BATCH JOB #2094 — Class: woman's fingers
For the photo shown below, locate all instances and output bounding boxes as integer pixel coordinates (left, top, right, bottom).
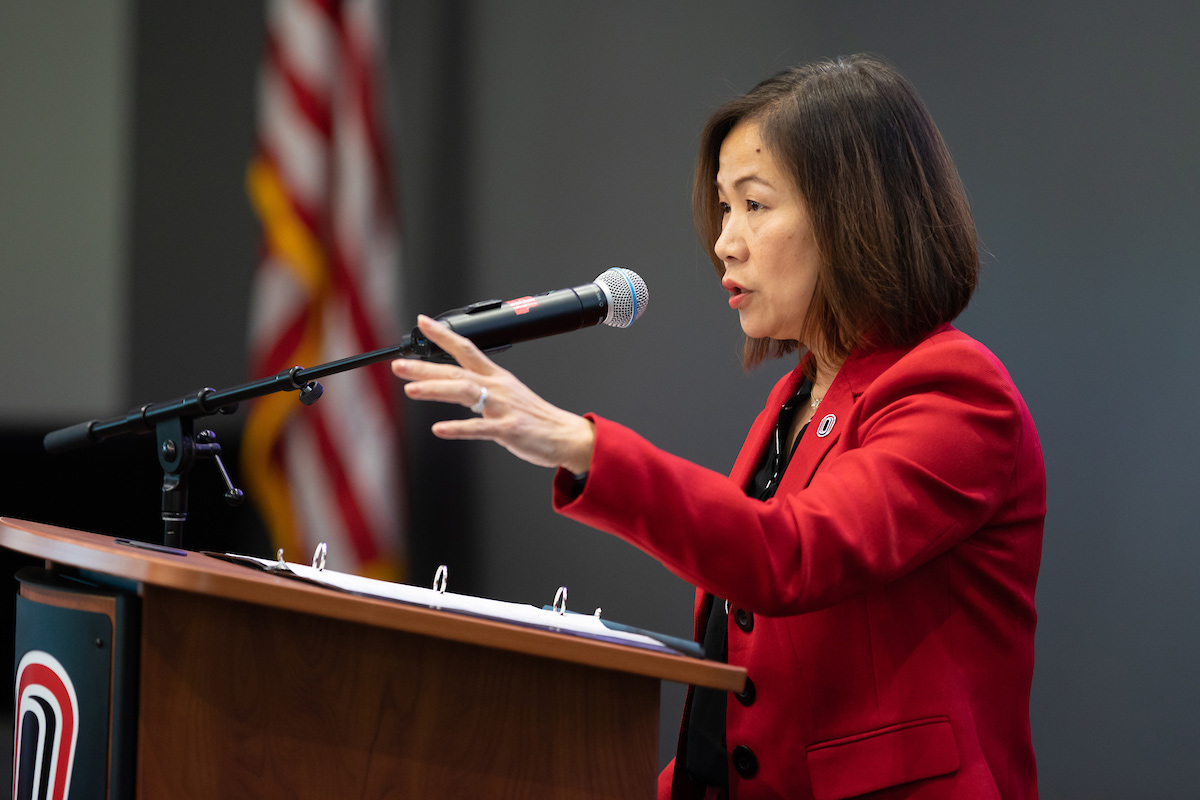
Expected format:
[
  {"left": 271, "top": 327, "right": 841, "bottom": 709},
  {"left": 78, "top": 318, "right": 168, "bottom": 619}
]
[
  {"left": 414, "top": 314, "right": 500, "bottom": 375},
  {"left": 401, "top": 377, "right": 491, "bottom": 412},
  {"left": 392, "top": 315, "right": 511, "bottom": 413},
  {"left": 429, "top": 416, "right": 501, "bottom": 440},
  {"left": 390, "top": 357, "right": 464, "bottom": 381}
]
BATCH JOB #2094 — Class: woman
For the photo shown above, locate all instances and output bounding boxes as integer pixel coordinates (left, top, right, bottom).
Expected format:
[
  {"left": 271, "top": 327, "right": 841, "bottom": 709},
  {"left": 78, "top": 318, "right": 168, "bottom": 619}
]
[{"left": 392, "top": 55, "right": 1044, "bottom": 800}]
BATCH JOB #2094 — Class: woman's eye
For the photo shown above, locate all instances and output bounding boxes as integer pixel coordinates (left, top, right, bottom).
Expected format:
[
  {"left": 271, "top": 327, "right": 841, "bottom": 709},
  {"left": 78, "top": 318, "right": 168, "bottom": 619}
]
[
  {"left": 719, "top": 202, "right": 731, "bottom": 214},
  {"left": 747, "top": 200, "right": 764, "bottom": 212}
]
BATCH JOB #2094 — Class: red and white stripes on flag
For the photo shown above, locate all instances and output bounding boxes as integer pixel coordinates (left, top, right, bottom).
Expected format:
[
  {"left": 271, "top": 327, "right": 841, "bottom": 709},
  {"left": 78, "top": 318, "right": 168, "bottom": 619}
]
[{"left": 243, "top": 0, "right": 405, "bottom": 578}]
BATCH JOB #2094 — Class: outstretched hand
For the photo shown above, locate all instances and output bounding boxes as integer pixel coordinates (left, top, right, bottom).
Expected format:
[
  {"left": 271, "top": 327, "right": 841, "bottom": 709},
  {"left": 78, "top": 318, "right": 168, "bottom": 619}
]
[{"left": 391, "top": 315, "right": 595, "bottom": 475}]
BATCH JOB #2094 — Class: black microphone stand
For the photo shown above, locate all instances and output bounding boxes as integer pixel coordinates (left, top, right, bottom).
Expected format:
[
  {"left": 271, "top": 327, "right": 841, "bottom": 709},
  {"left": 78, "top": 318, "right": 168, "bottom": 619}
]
[{"left": 44, "top": 333, "right": 425, "bottom": 549}]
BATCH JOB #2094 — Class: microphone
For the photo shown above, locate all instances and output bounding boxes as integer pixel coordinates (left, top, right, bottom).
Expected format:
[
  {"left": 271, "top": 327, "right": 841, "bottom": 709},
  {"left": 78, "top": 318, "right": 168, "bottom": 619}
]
[{"left": 408, "top": 267, "right": 648, "bottom": 361}]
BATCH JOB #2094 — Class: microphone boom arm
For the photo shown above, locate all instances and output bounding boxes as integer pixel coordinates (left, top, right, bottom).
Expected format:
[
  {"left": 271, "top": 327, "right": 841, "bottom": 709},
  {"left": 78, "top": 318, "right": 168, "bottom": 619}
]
[
  {"left": 44, "top": 333, "right": 418, "bottom": 549},
  {"left": 44, "top": 335, "right": 420, "bottom": 455}
]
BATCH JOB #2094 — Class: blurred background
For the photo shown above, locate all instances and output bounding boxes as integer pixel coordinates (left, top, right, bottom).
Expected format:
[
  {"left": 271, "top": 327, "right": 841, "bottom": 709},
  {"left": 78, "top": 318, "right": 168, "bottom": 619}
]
[{"left": 2, "top": 1, "right": 1198, "bottom": 796}]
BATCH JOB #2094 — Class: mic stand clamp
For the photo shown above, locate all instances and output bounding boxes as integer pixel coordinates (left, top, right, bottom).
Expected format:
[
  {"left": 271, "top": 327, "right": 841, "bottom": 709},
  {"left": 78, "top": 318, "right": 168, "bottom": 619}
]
[{"left": 155, "top": 418, "right": 244, "bottom": 549}]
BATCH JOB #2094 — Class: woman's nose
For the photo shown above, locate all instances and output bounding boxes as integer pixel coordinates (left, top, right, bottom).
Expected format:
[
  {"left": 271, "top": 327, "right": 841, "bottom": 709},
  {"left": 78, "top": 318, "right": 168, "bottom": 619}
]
[{"left": 714, "top": 215, "right": 746, "bottom": 263}]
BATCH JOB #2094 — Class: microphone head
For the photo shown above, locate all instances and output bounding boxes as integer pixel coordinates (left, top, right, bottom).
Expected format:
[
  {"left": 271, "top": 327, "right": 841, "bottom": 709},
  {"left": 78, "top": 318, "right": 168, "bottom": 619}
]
[{"left": 594, "top": 267, "right": 649, "bottom": 328}]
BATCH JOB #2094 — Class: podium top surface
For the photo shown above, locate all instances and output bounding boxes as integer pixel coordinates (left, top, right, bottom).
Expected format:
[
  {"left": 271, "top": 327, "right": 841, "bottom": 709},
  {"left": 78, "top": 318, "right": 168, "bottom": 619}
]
[{"left": 0, "top": 517, "right": 745, "bottom": 691}]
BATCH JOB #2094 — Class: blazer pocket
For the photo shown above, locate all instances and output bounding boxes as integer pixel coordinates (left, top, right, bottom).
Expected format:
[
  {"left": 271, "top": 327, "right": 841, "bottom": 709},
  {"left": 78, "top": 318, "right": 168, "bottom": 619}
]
[{"left": 806, "top": 716, "right": 959, "bottom": 800}]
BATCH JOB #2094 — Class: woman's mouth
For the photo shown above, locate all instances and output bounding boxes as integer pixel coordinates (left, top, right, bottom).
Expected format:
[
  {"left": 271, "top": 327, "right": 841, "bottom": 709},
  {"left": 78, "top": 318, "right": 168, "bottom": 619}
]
[
  {"left": 727, "top": 286, "right": 750, "bottom": 309},
  {"left": 722, "top": 277, "right": 750, "bottom": 309}
]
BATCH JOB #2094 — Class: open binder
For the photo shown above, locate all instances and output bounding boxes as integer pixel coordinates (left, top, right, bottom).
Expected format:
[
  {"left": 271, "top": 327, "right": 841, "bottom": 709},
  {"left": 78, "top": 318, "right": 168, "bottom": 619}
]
[{"left": 208, "top": 548, "right": 704, "bottom": 658}]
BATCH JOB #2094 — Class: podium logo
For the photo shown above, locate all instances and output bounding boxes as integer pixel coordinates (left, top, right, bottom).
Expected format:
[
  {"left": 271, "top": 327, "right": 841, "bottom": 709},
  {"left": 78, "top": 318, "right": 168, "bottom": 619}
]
[{"left": 14, "top": 651, "right": 79, "bottom": 800}]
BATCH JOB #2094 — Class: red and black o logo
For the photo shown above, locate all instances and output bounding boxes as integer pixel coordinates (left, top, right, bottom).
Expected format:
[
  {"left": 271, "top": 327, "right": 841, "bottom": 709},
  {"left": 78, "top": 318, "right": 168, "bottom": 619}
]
[{"left": 13, "top": 651, "right": 79, "bottom": 800}]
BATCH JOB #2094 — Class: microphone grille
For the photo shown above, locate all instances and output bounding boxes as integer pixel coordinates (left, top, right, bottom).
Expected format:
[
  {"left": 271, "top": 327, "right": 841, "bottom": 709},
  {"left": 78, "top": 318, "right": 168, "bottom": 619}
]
[{"left": 594, "top": 268, "right": 649, "bottom": 328}]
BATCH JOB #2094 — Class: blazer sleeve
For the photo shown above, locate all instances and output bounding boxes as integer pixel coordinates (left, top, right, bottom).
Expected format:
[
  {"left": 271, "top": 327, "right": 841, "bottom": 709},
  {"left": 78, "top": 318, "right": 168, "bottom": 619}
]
[{"left": 552, "top": 338, "right": 1030, "bottom": 616}]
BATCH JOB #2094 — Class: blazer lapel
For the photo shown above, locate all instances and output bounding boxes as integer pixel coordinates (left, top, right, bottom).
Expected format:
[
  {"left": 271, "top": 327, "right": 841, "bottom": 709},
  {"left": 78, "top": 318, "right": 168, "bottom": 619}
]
[
  {"left": 728, "top": 363, "right": 809, "bottom": 491},
  {"left": 779, "top": 373, "right": 849, "bottom": 491}
]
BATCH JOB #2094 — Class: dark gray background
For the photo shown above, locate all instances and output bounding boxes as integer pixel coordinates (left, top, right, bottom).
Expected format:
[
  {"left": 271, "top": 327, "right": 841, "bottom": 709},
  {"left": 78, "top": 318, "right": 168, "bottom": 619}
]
[{"left": 2, "top": 2, "right": 1198, "bottom": 797}]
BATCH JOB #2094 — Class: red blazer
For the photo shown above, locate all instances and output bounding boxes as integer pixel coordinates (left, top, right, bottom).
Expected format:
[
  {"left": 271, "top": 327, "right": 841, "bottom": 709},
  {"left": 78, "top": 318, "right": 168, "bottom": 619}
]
[{"left": 554, "top": 325, "right": 1045, "bottom": 800}]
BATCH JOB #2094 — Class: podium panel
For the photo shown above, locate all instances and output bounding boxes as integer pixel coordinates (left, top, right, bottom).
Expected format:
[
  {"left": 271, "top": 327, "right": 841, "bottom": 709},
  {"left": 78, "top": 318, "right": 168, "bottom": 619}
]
[
  {"left": 137, "top": 586, "right": 658, "bottom": 798},
  {"left": 14, "top": 567, "right": 138, "bottom": 800}
]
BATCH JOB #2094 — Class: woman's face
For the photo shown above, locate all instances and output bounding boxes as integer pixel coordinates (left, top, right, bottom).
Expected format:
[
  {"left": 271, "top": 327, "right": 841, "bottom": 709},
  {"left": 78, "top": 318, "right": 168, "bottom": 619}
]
[{"left": 715, "top": 120, "right": 820, "bottom": 346}]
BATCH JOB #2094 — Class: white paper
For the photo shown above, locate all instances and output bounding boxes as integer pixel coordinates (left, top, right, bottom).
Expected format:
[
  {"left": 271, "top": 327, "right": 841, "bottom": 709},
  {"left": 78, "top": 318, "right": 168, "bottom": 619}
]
[{"left": 229, "top": 554, "right": 671, "bottom": 653}]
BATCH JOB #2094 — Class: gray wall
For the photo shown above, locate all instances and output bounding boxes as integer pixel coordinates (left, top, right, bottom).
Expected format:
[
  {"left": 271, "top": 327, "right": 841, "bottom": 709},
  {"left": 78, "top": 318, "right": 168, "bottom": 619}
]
[
  {"left": 1, "top": 1, "right": 1197, "bottom": 796},
  {"left": 0, "top": 0, "right": 131, "bottom": 419}
]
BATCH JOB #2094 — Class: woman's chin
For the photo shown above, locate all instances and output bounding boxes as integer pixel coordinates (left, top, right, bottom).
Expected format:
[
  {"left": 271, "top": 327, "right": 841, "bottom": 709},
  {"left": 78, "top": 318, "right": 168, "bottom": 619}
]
[
  {"left": 737, "top": 314, "right": 763, "bottom": 339},
  {"left": 739, "top": 319, "right": 776, "bottom": 341},
  {"left": 739, "top": 315, "right": 804, "bottom": 343}
]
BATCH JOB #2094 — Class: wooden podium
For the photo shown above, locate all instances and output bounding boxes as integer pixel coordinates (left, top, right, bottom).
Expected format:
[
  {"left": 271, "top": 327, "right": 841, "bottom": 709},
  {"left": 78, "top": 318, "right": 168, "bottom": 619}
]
[{"left": 2, "top": 518, "right": 744, "bottom": 799}]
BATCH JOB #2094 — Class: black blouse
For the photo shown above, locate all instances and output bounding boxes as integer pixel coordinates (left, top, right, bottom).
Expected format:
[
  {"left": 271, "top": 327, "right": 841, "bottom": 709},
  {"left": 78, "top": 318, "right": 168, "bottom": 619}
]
[{"left": 685, "top": 378, "right": 814, "bottom": 788}]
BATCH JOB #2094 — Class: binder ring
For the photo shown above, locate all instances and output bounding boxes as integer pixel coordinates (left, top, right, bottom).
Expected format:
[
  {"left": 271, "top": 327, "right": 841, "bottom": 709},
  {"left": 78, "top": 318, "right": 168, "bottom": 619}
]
[
  {"left": 553, "top": 586, "right": 568, "bottom": 615},
  {"left": 433, "top": 565, "right": 448, "bottom": 594},
  {"left": 267, "top": 548, "right": 289, "bottom": 572},
  {"left": 311, "top": 542, "right": 327, "bottom": 572}
]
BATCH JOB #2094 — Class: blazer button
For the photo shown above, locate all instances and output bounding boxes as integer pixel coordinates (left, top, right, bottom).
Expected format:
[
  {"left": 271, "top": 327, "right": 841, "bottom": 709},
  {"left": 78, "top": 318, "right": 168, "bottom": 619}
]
[
  {"left": 734, "top": 607, "right": 754, "bottom": 632},
  {"left": 734, "top": 676, "right": 756, "bottom": 707},
  {"left": 731, "top": 744, "right": 759, "bottom": 778}
]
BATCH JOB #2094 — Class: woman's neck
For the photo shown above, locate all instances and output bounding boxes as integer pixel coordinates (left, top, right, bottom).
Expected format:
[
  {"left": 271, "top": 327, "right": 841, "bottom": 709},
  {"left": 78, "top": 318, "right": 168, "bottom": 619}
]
[
  {"left": 808, "top": 349, "right": 841, "bottom": 402},
  {"left": 789, "top": 352, "right": 842, "bottom": 444}
]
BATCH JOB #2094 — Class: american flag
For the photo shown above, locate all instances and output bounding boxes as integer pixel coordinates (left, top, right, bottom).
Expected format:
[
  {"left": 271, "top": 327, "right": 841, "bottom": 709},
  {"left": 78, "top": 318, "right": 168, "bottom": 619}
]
[{"left": 242, "top": 0, "right": 405, "bottom": 578}]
